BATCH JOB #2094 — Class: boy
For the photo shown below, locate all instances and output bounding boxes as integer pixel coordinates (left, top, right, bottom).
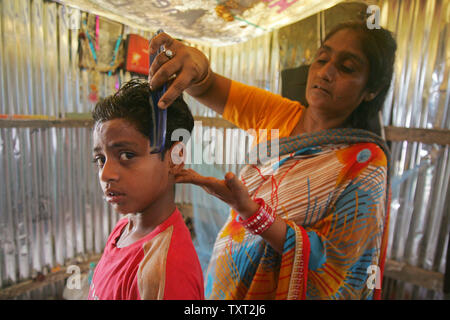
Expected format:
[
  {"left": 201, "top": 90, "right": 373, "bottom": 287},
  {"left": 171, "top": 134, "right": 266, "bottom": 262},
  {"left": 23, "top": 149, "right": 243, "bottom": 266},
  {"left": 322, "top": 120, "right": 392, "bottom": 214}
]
[{"left": 88, "top": 79, "right": 203, "bottom": 300}]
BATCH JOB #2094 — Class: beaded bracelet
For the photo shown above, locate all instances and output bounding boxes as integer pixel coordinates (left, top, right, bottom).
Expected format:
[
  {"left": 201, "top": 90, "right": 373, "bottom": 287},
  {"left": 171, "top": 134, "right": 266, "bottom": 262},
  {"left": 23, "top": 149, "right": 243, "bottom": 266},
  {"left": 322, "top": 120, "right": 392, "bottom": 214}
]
[{"left": 237, "top": 198, "right": 275, "bottom": 235}]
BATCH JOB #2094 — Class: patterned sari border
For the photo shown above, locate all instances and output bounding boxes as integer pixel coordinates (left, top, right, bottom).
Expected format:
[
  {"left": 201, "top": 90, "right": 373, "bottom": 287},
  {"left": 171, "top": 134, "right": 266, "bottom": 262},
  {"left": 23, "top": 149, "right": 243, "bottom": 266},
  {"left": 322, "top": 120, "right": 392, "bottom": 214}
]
[{"left": 285, "top": 221, "right": 311, "bottom": 300}]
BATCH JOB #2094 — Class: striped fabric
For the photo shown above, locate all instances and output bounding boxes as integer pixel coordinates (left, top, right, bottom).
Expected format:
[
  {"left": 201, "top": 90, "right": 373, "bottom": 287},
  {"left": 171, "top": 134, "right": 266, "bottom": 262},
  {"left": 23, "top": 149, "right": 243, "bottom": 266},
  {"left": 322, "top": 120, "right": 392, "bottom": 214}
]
[{"left": 205, "top": 129, "right": 390, "bottom": 300}]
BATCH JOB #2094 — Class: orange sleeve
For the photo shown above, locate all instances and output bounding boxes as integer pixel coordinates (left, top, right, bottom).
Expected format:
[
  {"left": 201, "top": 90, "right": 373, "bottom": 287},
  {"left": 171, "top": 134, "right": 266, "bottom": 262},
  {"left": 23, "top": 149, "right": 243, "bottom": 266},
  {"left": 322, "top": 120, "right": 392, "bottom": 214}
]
[{"left": 222, "top": 80, "right": 304, "bottom": 140}]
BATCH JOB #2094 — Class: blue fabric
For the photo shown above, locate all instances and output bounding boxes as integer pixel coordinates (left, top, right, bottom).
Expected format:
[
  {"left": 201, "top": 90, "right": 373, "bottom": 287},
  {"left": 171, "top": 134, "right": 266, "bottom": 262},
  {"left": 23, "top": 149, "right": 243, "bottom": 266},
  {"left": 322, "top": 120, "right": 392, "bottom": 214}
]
[{"left": 307, "top": 231, "right": 326, "bottom": 271}]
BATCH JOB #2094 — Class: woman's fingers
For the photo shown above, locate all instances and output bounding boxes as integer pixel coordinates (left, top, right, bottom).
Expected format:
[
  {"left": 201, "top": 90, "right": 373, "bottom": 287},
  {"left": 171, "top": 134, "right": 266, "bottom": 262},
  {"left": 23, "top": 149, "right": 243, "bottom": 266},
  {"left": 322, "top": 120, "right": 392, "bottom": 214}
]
[
  {"left": 224, "top": 172, "right": 257, "bottom": 216},
  {"left": 225, "top": 172, "right": 249, "bottom": 197},
  {"left": 174, "top": 169, "right": 220, "bottom": 188},
  {"left": 174, "top": 169, "right": 233, "bottom": 199},
  {"left": 148, "top": 32, "right": 210, "bottom": 109},
  {"left": 173, "top": 168, "right": 203, "bottom": 184},
  {"left": 149, "top": 50, "right": 177, "bottom": 80},
  {"left": 157, "top": 72, "right": 193, "bottom": 109},
  {"left": 149, "top": 32, "right": 175, "bottom": 57},
  {"left": 174, "top": 169, "right": 257, "bottom": 216}
]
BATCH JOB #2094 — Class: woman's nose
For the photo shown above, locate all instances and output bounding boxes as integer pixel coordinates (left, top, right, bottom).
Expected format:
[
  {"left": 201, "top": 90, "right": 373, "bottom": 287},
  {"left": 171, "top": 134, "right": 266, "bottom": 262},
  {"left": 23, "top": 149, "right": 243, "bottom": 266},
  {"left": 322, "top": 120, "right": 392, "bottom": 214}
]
[
  {"left": 99, "top": 159, "right": 119, "bottom": 183},
  {"left": 317, "top": 61, "right": 336, "bottom": 82}
]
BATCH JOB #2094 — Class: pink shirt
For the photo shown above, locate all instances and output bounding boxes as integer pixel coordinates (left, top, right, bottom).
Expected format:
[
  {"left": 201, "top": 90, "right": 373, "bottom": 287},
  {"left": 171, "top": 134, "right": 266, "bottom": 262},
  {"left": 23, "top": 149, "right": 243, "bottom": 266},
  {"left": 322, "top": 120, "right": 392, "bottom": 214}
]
[{"left": 88, "top": 208, "right": 204, "bottom": 300}]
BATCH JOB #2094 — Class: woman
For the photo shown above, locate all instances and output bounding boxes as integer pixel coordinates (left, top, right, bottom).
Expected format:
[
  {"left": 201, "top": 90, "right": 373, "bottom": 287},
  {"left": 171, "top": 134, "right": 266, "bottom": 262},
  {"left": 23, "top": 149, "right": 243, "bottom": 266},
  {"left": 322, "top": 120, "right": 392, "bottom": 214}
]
[{"left": 149, "top": 21, "right": 396, "bottom": 300}]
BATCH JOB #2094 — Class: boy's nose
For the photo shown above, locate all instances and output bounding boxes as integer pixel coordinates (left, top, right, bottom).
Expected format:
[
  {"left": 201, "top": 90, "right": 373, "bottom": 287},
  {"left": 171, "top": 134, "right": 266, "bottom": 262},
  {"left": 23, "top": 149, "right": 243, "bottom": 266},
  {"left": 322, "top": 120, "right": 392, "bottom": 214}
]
[{"left": 99, "top": 159, "right": 119, "bottom": 183}]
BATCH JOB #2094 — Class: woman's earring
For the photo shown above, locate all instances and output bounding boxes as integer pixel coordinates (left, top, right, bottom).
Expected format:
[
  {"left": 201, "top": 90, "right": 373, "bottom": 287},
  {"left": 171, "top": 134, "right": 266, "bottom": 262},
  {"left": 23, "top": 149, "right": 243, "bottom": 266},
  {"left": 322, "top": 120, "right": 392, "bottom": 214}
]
[{"left": 365, "top": 92, "right": 376, "bottom": 101}]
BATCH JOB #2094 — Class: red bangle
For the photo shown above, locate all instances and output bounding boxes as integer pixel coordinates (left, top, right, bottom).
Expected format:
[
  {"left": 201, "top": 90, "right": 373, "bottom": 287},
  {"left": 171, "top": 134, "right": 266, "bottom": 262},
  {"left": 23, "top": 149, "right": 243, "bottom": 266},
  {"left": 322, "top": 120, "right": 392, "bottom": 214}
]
[{"left": 237, "top": 198, "right": 275, "bottom": 235}]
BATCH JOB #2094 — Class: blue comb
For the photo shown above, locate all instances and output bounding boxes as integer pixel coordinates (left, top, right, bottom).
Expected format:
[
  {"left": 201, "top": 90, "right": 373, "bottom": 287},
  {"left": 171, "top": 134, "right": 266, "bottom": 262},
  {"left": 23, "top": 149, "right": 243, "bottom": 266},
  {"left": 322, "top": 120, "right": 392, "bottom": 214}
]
[{"left": 149, "top": 29, "right": 167, "bottom": 155}]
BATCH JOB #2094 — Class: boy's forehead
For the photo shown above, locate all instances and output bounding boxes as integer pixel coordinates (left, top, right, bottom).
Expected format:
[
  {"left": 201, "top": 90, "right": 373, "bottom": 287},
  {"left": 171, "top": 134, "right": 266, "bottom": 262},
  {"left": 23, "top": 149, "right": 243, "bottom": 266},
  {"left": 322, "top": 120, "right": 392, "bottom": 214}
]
[
  {"left": 93, "top": 119, "right": 146, "bottom": 151},
  {"left": 94, "top": 118, "right": 131, "bottom": 133}
]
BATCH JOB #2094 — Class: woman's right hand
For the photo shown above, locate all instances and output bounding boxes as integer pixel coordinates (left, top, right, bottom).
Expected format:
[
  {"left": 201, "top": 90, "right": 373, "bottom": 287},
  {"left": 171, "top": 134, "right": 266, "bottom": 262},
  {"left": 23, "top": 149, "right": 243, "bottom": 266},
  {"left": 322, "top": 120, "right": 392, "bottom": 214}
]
[{"left": 148, "top": 32, "right": 211, "bottom": 109}]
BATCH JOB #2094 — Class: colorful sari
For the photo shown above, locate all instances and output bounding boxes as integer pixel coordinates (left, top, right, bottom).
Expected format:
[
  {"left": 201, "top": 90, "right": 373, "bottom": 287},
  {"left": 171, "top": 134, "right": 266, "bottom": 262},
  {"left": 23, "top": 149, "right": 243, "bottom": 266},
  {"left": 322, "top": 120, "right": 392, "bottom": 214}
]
[{"left": 205, "top": 128, "right": 390, "bottom": 300}]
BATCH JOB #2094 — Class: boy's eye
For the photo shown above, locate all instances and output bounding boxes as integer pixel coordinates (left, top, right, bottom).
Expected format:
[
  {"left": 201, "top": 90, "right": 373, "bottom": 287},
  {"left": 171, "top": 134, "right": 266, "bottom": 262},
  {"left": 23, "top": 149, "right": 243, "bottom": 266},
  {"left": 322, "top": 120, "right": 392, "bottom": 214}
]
[
  {"left": 92, "top": 156, "right": 105, "bottom": 168},
  {"left": 119, "top": 152, "right": 135, "bottom": 161}
]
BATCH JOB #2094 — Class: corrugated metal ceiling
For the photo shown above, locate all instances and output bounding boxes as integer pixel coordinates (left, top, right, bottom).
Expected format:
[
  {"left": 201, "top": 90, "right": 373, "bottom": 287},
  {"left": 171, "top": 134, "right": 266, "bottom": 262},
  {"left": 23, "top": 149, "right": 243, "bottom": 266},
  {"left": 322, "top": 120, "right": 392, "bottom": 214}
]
[{"left": 54, "top": 0, "right": 348, "bottom": 45}]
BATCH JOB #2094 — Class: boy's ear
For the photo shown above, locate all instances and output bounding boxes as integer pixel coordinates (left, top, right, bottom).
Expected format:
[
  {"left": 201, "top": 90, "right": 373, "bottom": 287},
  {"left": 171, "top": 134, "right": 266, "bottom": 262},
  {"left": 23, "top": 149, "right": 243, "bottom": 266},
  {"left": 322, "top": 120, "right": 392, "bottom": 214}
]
[{"left": 168, "top": 142, "right": 186, "bottom": 174}]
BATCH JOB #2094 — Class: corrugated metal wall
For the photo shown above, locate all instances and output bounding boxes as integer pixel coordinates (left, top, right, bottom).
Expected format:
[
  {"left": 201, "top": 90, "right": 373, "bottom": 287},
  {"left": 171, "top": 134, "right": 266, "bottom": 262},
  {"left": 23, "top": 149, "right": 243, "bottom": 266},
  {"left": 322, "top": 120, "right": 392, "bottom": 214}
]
[
  {"left": 0, "top": 126, "right": 115, "bottom": 284},
  {"left": 0, "top": 0, "right": 128, "bottom": 290},
  {"left": 0, "top": 0, "right": 449, "bottom": 299},
  {"left": 379, "top": 0, "right": 449, "bottom": 300}
]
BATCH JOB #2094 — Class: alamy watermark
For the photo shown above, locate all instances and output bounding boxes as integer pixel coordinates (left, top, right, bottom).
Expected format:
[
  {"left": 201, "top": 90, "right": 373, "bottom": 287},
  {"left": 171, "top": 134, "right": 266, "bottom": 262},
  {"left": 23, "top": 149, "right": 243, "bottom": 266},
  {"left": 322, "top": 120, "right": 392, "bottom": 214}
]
[
  {"left": 366, "top": 5, "right": 381, "bottom": 30},
  {"left": 170, "top": 121, "right": 280, "bottom": 165},
  {"left": 66, "top": 265, "right": 82, "bottom": 290},
  {"left": 366, "top": 264, "right": 382, "bottom": 290}
]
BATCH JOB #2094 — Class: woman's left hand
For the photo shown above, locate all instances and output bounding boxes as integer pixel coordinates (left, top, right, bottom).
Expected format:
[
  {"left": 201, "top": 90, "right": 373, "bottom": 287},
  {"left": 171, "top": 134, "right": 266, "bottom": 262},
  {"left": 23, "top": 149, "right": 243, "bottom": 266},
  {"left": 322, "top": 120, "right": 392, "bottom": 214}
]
[
  {"left": 175, "top": 168, "right": 287, "bottom": 253},
  {"left": 174, "top": 169, "right": 260, "bottom": 218}
]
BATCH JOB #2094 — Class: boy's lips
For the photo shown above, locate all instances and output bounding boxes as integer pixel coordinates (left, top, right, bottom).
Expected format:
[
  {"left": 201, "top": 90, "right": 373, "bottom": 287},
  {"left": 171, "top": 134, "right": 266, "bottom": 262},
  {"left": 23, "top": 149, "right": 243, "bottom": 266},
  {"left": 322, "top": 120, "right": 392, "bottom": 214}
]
[{"left": 105, "top": 189, "right": 126, "bottom": 203}]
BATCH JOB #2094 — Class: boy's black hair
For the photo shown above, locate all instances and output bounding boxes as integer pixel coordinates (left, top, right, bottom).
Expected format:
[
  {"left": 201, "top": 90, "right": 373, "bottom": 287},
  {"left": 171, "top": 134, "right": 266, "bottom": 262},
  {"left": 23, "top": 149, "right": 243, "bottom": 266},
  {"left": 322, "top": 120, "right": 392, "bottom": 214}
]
[{"left": 92, "top": 79, "right": 194, "bottom": 155}]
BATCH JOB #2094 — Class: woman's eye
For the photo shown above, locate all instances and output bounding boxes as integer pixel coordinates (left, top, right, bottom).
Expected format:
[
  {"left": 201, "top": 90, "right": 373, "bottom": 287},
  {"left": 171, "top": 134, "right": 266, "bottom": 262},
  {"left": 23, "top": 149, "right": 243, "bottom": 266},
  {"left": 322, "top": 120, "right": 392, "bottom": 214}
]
[
  {"left": 315, "top": 55, "right": 328, "bottom": 64},
  {"left": 314, "top": 51, "right": 328, "bottom": 63},
  {"left": 119, "top": 152, "right": 135, "bottom": 161},
  {"left": 340, "top": 64, "right": 355, "bottom": 73}
]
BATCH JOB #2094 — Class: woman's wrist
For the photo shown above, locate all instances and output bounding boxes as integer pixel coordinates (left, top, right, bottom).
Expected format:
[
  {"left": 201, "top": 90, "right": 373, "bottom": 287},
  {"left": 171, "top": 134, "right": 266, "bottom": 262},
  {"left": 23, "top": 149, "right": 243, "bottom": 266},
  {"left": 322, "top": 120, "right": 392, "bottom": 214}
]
[
  {"left": 237, "top": 198, "right": 276, "bottom": 235},
  {"left": 236, "top": 199, "right": 261, "bottom": 219}
]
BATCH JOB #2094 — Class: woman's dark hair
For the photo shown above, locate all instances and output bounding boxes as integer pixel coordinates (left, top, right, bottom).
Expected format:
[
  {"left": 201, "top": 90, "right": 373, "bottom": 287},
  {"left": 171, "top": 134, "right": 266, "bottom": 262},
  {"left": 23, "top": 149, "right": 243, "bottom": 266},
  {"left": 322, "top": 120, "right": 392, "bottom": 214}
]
[
  {"left": 92, "top": 78, "right": 194, "bottom": 155},
  {"left": 324, "top": 21, "right": 397, "bottom": 136}
]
